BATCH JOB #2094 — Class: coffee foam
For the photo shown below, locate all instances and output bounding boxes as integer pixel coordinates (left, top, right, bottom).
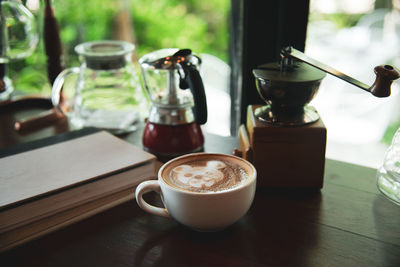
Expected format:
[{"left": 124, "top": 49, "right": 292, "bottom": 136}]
[{"left": 166, "top": 159, "right": 247, "bottom": 193}]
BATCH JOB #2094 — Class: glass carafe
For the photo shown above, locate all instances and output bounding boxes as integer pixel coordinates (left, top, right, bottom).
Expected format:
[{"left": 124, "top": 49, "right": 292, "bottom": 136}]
[
  {"left": 0, "top": 0, "right": 38, "bottom": 100},
  {"left": 51, "top": 40, "right": 146, "bottom": 133},
  {"left": 377, "top": 128, "right": 400, "bottom": 205}
]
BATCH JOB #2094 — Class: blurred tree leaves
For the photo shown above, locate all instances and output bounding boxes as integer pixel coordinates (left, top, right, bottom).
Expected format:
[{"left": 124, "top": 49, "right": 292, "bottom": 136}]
[
  {"left": 131, "top": 0, "right": 229, "bottom": 60},
  {"left": 10, "top": 0, "right": 229, "bottom": 95}
]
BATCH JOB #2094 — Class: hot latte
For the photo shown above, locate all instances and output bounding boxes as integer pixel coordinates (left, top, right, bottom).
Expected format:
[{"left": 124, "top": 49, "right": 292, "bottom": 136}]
[
  {"left": 137, "top": 153, "right": 256, "bottom": 231},
  {"left": 163, "top": 157, "right": 248, "bottom": 193}
]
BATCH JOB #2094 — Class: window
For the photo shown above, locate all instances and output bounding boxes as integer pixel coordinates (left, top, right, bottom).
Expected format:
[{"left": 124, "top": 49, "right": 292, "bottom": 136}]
[
  {"left": 230, "top": 0, "right": 399, "bottom": 167},
  {"left": 307, "top": 0, "right": 400, "bottom": 167},
  {"left": 12, "top": 0, "right": 232, "bottom": 135}
]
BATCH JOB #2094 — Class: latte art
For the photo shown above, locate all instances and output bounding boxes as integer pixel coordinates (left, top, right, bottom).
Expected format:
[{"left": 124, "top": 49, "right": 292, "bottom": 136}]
[
  {"left": 167, "top": 159, "right": 247, "bottom": 192},
  {"left": 172, "top": 161, "right": 226, "bottom": 189}
]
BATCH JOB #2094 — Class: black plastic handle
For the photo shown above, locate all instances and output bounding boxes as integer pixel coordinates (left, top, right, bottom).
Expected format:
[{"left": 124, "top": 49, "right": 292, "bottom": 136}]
[{"left": 182, "top": 65, "right": 208, "bottom": 125}]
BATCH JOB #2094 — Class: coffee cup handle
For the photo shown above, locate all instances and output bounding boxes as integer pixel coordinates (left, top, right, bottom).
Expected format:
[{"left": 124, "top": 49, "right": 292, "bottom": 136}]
[{"left": 135, "top": 180, "right": 172, "bottom": 218}]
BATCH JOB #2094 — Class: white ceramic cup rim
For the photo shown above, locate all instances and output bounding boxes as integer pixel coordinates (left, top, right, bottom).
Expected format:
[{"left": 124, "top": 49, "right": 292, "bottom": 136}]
[{"left": 158, "top": 152, "right": 257, "bottom": 195}]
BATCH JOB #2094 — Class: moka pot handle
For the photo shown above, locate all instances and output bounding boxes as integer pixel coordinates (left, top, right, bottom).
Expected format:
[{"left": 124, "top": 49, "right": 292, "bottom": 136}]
[{"left": 181, "top": 65, "right": 208, "bottom": 125}]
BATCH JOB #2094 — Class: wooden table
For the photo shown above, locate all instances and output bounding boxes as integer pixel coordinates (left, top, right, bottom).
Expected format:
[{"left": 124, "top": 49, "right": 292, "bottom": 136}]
[{"left": 0, "top": 106, "right": 399, "bottom": 266}]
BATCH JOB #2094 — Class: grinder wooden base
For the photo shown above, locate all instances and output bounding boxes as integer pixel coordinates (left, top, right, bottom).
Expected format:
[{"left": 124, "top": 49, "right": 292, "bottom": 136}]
[{"left": 236, "top": 105, "right": 326, "bottom": 188}]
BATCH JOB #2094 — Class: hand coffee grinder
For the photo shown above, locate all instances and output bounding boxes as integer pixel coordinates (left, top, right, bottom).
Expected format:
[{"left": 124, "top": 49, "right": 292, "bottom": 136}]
[
  {"left": 234, "top": 46, "right": 399, "bottom": 188},
  {"left": 139, "top": 48, "right": 207, "bottom": 160}
]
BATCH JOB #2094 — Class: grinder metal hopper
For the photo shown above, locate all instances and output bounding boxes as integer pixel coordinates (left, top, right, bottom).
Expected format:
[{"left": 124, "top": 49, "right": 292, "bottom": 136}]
[{"left": 253, "top": 46, "right": 400, "bottom": 126}]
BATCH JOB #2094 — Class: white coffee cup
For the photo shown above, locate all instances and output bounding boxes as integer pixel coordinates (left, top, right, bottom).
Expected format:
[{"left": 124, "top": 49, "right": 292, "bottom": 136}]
[{"left": 135, "top": 153, "right": 257, "bottom": 231}]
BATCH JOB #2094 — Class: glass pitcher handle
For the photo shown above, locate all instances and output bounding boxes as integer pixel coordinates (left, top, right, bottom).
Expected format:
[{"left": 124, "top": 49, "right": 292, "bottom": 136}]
[{"left": 51, "top": 67, "right": 80, "bottom": 112}]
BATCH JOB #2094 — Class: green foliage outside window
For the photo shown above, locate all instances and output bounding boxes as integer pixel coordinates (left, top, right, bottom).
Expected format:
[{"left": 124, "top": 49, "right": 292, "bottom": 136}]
[{"left": 10, "top": 0, "right": 229, "bottom": 95}]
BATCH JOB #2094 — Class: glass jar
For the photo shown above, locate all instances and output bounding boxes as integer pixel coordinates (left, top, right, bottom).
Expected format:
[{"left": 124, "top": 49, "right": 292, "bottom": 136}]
[
  {"left": 51, "top": 40, "right": 147, "bottom": 133},
  {"left": 377, "top": 128, "right": 400, "bottom": 205},
  {"left": 0, "top": 0, "right": 38, "bottom": 100}
]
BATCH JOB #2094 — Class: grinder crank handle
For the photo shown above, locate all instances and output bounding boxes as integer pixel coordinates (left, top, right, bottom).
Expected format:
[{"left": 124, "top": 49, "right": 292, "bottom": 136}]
[
  {"left": 369, "top": 65, "right": 400, "bottom": 97},
  {"left": 180, "top": 64, "right": 208, "bottom": 125},
  {"left": 282, "top": 46, "right": 400, "bottom": 97}
]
